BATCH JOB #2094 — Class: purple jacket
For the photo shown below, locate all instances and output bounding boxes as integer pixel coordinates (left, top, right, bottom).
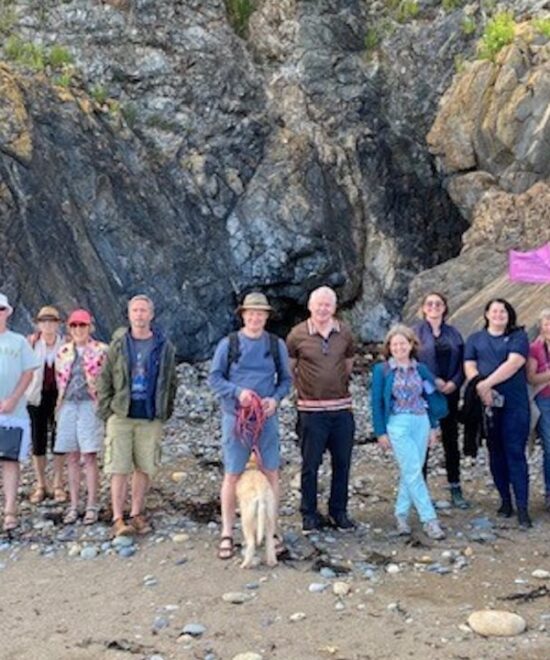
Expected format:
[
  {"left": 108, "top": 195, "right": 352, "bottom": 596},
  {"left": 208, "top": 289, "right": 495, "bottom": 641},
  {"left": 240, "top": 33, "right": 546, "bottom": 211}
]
[{"left": 413, "top": 320, "right": 464, "bottom": 388}]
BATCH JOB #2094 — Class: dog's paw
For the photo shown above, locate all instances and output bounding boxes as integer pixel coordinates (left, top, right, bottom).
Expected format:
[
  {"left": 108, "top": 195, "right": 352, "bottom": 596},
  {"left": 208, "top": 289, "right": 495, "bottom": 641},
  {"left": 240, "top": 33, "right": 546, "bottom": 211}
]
[
  {"left": 266, "top": 557, "right": 278, "bottom": 568},
  {"left": 240, "top": 560, "right": 253, "bottom": 569}
]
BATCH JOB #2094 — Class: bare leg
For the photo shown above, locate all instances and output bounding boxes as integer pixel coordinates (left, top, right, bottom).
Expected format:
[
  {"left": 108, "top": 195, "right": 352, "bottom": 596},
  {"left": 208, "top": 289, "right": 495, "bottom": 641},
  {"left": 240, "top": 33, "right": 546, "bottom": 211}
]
[
  {"left": 82, "top": 453, "right": 98, "bottom": 508},
  {"left": 66, "top": 452, "right": 81, "bottom": 510},
  {"left": 52, "top": 454, "right": 65, "bottom": 490},
  {"left": 220, "top": 473, "right": 241, "bottom": 538},
  {"left": 111, "top": 474, "right": 129, "bottom": 521},
  {"left": 33, "top": 455, "right": 48, "bottom": 490},
  {"left": 2, "top": 461, "right": 20, "bottom": 516},
  {"left": 129, "top": 470, "right": 150, "bottom": 517}
]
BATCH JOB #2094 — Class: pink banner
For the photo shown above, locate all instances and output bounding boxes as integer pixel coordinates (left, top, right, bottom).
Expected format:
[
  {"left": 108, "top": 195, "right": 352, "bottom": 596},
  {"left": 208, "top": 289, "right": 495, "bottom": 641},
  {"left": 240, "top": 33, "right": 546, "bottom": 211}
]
[{"left": 508, "top": 243, "right": 550, "bottom": 283}]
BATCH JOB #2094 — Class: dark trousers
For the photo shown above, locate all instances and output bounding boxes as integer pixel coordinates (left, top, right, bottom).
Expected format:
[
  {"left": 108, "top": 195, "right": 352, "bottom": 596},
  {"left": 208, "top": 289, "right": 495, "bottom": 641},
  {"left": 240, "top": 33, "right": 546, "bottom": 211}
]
[
  {"left": 423, "top": 390, "right": 461, "bottom": 484},
  {"left": 28, "top": 389, "right": 59, "bottom": 457},
  {"left": 486, "top": 405, "right": 530, "bottom": 510},
  {"left": 298, "top": 410, "right": 354, "bottom": 518}
]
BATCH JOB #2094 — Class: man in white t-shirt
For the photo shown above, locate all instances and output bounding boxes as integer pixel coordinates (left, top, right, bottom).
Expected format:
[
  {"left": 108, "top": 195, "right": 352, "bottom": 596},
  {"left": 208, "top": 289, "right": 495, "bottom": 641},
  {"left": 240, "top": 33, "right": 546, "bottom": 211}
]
[{"left": 0, "top": 293, "right": 40, "bottom": 532}]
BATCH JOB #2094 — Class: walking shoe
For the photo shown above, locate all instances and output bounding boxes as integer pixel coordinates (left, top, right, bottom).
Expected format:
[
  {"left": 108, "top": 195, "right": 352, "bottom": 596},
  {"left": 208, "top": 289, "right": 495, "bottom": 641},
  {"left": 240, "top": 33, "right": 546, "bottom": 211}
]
[
  {"left": 111, "top": 517, "right": 135, "bottom": 537},
  {"left": 497, "top": 501, "right": 514, "bottom": 518},
  {"left": 129, "top": 514, "right": 152, "bottom": 535},
  {"left": 302, "top": 515, "right": 321, "bottom": 535},
  {"left": 329, "top": 513, "right": 356, "bottom": 532},
  {"left": 395, "top": 515, "right": 411, "bottom": 536},
  {"left": 450, "top": 485, "right": 470, "bottom": 510},
  {"left": 423, "top": 519, "right": 445, "bottom": 540},
  {"left": 517, "top": 508, "right": 533, "bottom": 530}
]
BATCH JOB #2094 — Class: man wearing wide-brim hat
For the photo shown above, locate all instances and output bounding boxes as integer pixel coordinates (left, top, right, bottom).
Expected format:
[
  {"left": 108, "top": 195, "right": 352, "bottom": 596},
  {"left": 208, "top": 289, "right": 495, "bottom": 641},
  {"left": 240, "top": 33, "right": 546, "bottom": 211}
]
[
  {"left": 208, "top": 292, "right": 292, "bottom": 560},
  {"left": 0, "top": 293, "right": 40, "bottom": 532}
]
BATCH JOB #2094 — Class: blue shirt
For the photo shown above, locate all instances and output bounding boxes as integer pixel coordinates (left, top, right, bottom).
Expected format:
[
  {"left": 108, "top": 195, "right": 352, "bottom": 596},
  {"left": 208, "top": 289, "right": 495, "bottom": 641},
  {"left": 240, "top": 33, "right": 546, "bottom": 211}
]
[
  {"left": 209, "top": 332, "right": 292, "bottom": 414},
  {"left": 464, "top": 328, "right": 529, "bottom": 408}
]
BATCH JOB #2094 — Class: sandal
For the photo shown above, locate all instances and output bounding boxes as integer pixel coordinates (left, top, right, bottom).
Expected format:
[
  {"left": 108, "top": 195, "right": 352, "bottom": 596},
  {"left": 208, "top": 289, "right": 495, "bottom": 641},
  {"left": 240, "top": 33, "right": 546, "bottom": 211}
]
[
  {"left": 3, "top": 511, "right": 18, "bottom": 533},
  {"left": 63, "top": 508, "right": 79, "bottom": 525},
  {"left": 218, "top": 536, "right": 234, "bottom": 560},
  {"left": 53, "top": 487, "right": 68, "bottom": 503},
  {"left": 29, "top": 487, "right": 47, "bottom": 504},
  {"left": 83, "top": 506, "right": 99, "bottom": 526}
]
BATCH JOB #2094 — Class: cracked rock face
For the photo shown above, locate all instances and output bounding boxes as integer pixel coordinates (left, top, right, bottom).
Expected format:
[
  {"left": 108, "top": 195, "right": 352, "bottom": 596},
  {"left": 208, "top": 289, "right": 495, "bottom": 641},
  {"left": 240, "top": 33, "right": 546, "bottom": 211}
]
[
  {"left": 405, "top": 25, "right": 550, "bottom": 335},
  {"left": 8, "top": 0, "right": 540, "bottom": 356}
]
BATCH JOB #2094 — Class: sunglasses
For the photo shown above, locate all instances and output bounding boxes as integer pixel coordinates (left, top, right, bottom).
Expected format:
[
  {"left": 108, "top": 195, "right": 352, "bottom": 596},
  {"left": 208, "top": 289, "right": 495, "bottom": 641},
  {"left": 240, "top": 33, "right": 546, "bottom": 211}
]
[
  {"left": 69, "top": 322, "right": 89, "bottom": 328},
  {"left": 0, "top": 306, "right": 7, "bottom": 312},
  {"left": 424, "top": 301, "right": 444, "bottom": 308}
]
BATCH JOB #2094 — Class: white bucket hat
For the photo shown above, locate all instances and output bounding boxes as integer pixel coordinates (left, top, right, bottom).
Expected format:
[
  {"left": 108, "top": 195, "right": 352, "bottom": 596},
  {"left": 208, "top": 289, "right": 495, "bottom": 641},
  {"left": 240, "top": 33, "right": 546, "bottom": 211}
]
[{"left": 0, "top": 293, "right": 13, "bottom": 316}]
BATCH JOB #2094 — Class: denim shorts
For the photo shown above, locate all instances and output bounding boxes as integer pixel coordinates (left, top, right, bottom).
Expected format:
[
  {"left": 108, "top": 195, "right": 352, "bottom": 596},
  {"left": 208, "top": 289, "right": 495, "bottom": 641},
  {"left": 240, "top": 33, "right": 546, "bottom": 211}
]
[{"left": 221, "top": 412, "right": 280, "bottom": 474}]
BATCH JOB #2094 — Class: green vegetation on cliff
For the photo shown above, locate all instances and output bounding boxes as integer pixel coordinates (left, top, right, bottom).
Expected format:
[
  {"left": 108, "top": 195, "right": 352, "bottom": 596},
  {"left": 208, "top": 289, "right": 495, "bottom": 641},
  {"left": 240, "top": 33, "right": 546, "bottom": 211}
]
[
  {"left": 225, "top": 0, "right": 256, "bottom": 37},
  {"left": 477, "top": 11, "right": 516, "bottom": 60}
]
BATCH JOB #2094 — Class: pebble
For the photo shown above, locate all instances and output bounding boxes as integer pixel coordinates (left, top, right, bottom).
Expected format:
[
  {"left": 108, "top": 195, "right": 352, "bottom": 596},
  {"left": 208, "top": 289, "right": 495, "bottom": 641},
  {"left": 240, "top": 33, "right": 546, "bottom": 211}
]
[
  {"left": 532, "top": 569, "right": 550, "bottom": 580},
  {"left": 308, "top": 582, "right": 328, "bottom": 593},
  {"left": 320, "top": 567, "right": 336, "bottom": 579},
  {"left": 289, "top": 612, "right": 307, "bottom": 622},
  {"left": 112, "top": 536, "right": 134, "bottom": 548},
  {"left": 171, "top": 533, "right": 189, "bottom": 543},
  {"left": 470, "top": 517, "right": 493, "bottom": 530},
  {"left": 80, "top": 546, "right": 98, "bottom": 560},
  {"left": 143, "top": 575, "right": 158, "bottom": 587},
  {"left": 68, "top": 543, "right": 81, "bottom": 557},
  {"left": 468, "top": 610, "right": 526, "bottom": 637},
  {"left": 182, "top": 623, "right": 206, "bottom": 637},
  {"left": 245, "top": 582, "right": 260, "bottom": 590},
  {"left": 232, "top": 654, "right": 262, "bottom": 660},
  {"left": 333, "top": 582, "right": 351, "bottom": 596},
  {"left": 152, "top": 616, "right": 170, "bottom": 633},
  {"left": 222, "top": 592, "right": 252, "bottom": 604},
  {"left": 386, "top": 564, "right": 400, "bottom": 574},
  {"left": 118, "top": 546, "right": 136, "bottom": 558}
]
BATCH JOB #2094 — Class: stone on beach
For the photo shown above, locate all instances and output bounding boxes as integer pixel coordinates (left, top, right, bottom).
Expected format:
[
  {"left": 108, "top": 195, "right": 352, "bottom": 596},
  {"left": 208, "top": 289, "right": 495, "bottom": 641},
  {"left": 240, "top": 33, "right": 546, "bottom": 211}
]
[{"left": 467, "top": 610, "right": 526, "bottom": 637}]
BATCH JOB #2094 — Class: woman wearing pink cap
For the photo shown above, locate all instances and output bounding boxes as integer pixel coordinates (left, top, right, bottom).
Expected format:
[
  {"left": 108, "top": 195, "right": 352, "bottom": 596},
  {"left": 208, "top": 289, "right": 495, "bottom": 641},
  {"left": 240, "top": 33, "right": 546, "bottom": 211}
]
[{"left": 55, "top": 309, "right": 108, "bottom": 525}]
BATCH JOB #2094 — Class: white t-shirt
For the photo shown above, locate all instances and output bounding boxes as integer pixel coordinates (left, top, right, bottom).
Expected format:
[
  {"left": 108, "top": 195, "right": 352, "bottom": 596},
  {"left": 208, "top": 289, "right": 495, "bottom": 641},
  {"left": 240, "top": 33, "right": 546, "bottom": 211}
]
[{"left": 0, "top": 329, "right": 40, "bottom": 418}]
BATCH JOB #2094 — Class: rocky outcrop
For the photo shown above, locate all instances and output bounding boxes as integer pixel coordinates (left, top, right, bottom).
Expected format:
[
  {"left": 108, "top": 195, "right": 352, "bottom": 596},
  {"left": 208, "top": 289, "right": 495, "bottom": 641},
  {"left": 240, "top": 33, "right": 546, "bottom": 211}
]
[
  {"left": 405, "top": 23, "right": 550, "bottom": 335},
  {"left": 1, "top": 1, "right": 547, "bottom": 355}
]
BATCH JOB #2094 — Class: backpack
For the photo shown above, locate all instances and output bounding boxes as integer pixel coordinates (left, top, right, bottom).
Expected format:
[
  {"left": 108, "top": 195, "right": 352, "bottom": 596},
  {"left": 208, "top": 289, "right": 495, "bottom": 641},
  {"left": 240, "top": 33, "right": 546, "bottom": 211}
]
[{"left": 224, "top": 331, "right": 282, "bottom": 382}]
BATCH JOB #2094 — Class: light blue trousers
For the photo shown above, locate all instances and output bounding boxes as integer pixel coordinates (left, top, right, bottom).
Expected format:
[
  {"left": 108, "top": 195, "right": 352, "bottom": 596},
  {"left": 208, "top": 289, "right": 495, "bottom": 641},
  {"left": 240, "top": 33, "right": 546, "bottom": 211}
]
[{"left": 387, "top": 412, "right": 437, "bottom": 523}]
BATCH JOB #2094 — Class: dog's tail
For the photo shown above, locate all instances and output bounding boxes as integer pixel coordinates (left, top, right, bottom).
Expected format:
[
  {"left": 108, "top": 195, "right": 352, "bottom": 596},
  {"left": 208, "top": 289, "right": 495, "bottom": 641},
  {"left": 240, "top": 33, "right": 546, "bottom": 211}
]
[{"left": 256, "top": 497, "right": 266, "bottom": 546}]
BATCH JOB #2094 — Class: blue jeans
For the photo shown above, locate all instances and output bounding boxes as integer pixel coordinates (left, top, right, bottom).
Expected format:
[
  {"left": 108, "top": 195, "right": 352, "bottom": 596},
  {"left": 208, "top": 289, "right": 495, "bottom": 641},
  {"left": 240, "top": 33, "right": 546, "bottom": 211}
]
[
  {"left": 387, "top": 413, "right": 436, "bottom": 523},
  {"left": 536, "top": 395, "right": 550, "bottom": 495},
  {"left": 486, "top": 405, "right": 529, "bottom": 509},
  {"left": 298, "top": 410, "right": 354, "bottom": 518}
]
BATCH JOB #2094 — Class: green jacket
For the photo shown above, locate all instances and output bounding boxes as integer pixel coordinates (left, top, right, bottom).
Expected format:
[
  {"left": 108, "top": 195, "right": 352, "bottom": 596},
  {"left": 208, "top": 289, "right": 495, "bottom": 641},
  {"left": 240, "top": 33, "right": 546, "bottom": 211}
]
[{"left": 97, "top": 326, "right": 177, "bottom": 422}]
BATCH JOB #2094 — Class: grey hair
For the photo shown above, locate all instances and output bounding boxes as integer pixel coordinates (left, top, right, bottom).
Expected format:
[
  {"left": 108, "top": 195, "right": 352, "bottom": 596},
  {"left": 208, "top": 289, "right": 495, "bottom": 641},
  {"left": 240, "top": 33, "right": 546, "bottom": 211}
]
[
  {"left": 128, "top": 294, "right": 155, "bottom": 314},
  {"left": 308, "top": 286, "right": 337, "bottom": 306},
  {"left": 539, "top": 308, "right": 550, "bottom": 324}
]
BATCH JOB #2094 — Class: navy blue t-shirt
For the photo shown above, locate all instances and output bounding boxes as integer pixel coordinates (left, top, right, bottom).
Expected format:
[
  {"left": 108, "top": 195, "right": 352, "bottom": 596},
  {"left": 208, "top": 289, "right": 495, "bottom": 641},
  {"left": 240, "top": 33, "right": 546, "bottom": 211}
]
[{"left": 464, "top": 328, "right": 529, "bottom": 408}]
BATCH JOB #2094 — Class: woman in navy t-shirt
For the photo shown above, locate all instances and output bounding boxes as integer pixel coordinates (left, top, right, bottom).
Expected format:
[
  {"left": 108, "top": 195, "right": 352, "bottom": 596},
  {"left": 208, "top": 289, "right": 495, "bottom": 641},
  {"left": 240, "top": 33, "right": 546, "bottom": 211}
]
[{"left": 464, "top": 299, "right": 531, "bottom": 528}]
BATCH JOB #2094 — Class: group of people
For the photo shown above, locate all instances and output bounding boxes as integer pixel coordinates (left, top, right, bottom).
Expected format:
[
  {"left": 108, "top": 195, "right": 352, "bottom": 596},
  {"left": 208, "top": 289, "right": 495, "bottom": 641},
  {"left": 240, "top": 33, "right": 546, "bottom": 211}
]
[
  {"left": 0, "top": 286, "right": 549, "bottom": 552},
  {"left": 0, "top": 293, "right": 176, "bottom": 536}
]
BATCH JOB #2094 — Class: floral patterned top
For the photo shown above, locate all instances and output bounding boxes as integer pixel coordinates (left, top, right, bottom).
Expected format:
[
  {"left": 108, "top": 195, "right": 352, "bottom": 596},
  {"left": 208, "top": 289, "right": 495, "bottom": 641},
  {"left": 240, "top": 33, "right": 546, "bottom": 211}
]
[
  {"left": 55, "top": 339, "right": 108, "bottom": 405},
  {"left": 389, "top": 358, "right": 427, "bottom": 416}
]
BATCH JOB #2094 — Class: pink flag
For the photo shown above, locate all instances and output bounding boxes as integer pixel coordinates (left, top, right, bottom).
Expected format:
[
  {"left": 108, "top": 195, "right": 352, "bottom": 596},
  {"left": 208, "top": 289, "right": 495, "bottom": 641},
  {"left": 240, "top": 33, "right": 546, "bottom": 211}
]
[{"left": 508, "top": 243, "right": 550, "bottom": 283}]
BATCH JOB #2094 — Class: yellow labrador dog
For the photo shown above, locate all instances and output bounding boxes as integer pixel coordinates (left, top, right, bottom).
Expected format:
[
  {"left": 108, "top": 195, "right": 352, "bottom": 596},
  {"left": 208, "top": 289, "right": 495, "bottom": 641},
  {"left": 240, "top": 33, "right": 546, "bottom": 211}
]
[{"left": 236, "top": 456, "right": 277, "bottom": 568}]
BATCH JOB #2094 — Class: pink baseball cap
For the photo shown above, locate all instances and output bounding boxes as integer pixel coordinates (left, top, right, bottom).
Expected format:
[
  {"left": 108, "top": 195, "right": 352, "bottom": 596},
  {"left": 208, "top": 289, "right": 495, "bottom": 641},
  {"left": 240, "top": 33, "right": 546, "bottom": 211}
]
[{"left": 67, "top": 309, "right": 92, "bottom": 325}]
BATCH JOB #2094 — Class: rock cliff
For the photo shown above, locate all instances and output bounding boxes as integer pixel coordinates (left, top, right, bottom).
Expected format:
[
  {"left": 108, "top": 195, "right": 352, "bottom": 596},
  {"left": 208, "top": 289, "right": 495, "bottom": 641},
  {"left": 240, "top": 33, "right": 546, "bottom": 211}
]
[{"left": 0, "top": 1, "right": 548, "bottom": 355}]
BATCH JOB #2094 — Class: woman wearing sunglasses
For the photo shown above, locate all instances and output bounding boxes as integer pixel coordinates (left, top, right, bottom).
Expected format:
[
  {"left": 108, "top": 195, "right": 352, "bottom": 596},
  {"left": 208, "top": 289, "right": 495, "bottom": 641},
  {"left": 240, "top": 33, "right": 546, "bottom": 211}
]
[
  {"left": 55, "top": 309, "right": 108, "bottom": 525},
  {"left": 413, "top": 292, "right": 469, "bottom": 509}
]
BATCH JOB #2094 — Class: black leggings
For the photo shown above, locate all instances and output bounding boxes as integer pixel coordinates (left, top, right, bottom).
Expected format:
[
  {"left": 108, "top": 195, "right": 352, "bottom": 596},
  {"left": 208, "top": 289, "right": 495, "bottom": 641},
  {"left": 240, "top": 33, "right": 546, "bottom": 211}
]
[
  {"left": 28, "top": 389, "right": 60, "bottom": 456},
  {"left": 424, "top": 390, "right": 461, "bottom": 484}
]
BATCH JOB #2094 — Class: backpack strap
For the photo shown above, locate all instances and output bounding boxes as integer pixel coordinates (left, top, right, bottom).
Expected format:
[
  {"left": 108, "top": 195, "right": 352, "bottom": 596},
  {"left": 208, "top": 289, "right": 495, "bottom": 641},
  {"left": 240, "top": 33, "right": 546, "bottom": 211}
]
[{"left": 224, "top": 331, "right": 240, "bottom": 379}]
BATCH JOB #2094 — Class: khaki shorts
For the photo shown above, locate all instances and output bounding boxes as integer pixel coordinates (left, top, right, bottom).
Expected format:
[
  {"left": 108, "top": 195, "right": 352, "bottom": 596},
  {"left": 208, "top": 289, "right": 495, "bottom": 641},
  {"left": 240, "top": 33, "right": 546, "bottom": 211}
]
[{"left": 104, "top": 414, "right": 163, "bottom": 476}]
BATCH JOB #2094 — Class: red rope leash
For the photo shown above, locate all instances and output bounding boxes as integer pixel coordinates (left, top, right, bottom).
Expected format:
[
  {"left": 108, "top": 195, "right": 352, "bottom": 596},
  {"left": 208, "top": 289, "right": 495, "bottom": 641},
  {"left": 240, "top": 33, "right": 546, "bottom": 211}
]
[{"left": 235, "top": 392, "right": 267, "bottom": 469}]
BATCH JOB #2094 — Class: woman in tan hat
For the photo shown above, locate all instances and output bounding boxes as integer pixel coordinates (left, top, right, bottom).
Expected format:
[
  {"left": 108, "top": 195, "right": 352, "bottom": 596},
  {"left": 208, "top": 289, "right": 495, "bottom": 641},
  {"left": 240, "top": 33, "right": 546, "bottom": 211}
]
[{"left": 26, "top": 306, "right": 66, "bottom": 504}]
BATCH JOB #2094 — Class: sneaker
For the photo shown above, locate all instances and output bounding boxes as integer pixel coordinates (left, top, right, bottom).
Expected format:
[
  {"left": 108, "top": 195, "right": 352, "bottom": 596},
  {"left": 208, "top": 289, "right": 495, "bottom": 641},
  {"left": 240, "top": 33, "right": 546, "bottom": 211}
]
[
  {"left": 112, "top": 517, "right": 135, "bottom": 537},
  {"left": 517, "top": 508, "right": 533, "bottom": 530},
  {"left": 395, "top": 515, "right": 411, "bottom": 536},
  {"left": 497, "top": 501, "right": 514, "bottom": 518},
  {"left": 129, "top": 514, "right": 152, "bottom": 535},
  {"left": 329, "top": 513, "right": 356, "bottom": 532},
  {"left": 450, "top": 485, "right": 470, "bottom": 510},
  {"left": 302, "top": 515, "right": 321, "bottom": 535},
  {"left": 423, "top": 519, "right": 445, "bottom": 540}
]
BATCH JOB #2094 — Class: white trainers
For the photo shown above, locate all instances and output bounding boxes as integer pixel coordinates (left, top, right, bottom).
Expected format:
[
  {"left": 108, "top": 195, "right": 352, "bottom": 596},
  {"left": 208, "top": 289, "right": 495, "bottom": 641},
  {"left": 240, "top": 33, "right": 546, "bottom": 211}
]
[
  {"left": 395, "top": 515, "right": 411, "bottom": 536},
  {"left": 423, "top": 519, "right": 445, "bottom": 540}
]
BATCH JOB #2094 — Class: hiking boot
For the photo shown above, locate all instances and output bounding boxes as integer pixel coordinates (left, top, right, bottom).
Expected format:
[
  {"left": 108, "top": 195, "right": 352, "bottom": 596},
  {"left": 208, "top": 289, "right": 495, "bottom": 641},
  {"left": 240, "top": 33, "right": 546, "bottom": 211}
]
[
  {"left": 450, "top": 485, "right": 470, "bottom": 510},
  {"left": 497, "top": 501, "right": 514, "bottom": 518},
  {"left": 129, "top": 514, "right": 152, "bottom": 535},
  {"left": 395, "top": 515, "right": 411, "bottom": 536},
  {"left": 423, "top": 519, "right": 445, "bottom": 540},
  {"left": 517, "top": 508, "right": 533, "bottom": 530},
  {"left": 329, "top": 513, "right": 356, "bottom": 532},
  {"left": 112, "top": 517, "right": 135, "bottom": 537}
]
